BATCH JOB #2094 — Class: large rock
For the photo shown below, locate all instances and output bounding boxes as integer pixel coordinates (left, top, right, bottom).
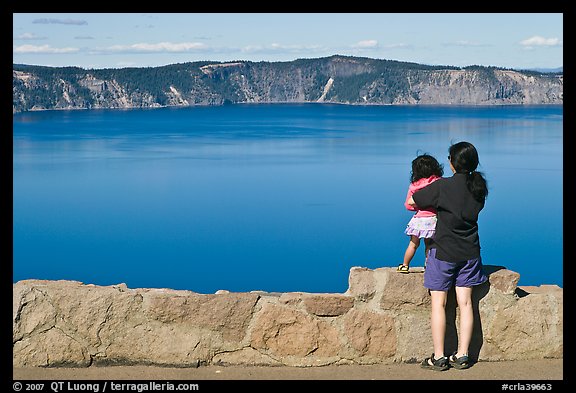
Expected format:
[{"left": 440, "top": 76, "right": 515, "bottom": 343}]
[
  {"left": 485, "top": 267, "right": 520, "bottom": 295},
  {"left": 249, "top": 303, "right": 340, "bottom": 366},
  {"left": 13, "top": 265, "right": 563, "bottom": 367},
  {"left": 277, "top": 292, "right": 354, "bottom": 316},
  {"left": 342, "top": 309, "right": 397, "bottom": 363},
  {"left": 141, "top": 290, "right": 259, "bottom": 342},
  {"left": 346, "top": 267, "right": 376, "bottom": 301},
  {"left": 13, "top": 280, "right": 259, "bottom": 367},
  {"left": 480, "top": 286, "right": 563, "bottom": 360}
]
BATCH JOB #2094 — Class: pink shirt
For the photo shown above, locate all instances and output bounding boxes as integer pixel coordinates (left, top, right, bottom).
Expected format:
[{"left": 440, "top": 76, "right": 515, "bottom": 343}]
[{"left": 404, "top": 175, "right": 441, "bottom": 217}]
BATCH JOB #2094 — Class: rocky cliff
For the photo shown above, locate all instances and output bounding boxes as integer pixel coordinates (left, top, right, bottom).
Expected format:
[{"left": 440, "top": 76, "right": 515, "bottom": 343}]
[
  {"left": 13, "top": 266, "right": 562, "bottom": 368},
  {"left": 13, "top": 56, "right": 563, "bottom": 113}
]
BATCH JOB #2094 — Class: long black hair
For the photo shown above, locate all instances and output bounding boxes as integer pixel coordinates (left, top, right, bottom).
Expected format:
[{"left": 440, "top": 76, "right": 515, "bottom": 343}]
[
  {"left": 448, "top": 141, "right": 488, "bottom": 202},
  {"left": 410, "top": 153, "right": 444, "bottom": 183}
]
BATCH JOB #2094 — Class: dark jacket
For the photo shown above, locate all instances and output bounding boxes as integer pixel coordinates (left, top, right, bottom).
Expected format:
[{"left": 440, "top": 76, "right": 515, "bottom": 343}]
[{"left": 412, "top": 173, "right": 484, "bottom": 262}]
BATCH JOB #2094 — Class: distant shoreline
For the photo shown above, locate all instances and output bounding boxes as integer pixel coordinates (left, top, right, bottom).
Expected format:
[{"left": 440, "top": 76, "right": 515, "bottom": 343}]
[
  {"left": 13, "top": 56, "right": 563, "bottom": 113},
  {"left": 13, "top": 101, "right": 565, "bottom": 115}
]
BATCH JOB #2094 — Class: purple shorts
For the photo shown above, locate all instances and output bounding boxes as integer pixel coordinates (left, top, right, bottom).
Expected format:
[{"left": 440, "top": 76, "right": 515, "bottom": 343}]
[{"left": 424, "top": 248, "right": 488, "bottom": 291}]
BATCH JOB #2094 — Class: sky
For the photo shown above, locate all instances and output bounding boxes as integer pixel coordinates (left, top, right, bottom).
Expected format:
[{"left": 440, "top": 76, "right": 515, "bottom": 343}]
[{"left": 12, "top": 13, "right": 563, "bottom": 70}]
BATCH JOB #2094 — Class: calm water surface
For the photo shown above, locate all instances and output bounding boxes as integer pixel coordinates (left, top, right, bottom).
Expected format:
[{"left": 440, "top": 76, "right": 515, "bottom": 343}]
[{"left": 13, "top": 104, "right": 563, "bottom": 293}]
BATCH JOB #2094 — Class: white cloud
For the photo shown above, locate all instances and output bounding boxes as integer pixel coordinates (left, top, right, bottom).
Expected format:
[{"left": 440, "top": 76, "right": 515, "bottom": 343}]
[
  {"left": 442, "top": 40, "right": 489, "bottom": 47},
  {"left": 241, "top": 43, "right": 325, "bottom": 54},
  {"left": 240, "top": 45, "right": 265, "bottom": 52},
  {"left": 95, "top": 42, "right": 208, "bottom": 53},
  {"left": 131, "top": 42, "right": 206, "bottom": 52},
  {"left": 33, "top": 18, "right": 87, "bottom": 25},
  {"left": 382, "top": 43, "right": 413, "bottom": 50},
  {"left": 352, "top": 40, "right": 378, "bottom": 49},
  {"left": 520, "top": 36, "right": 562, "bottom": 47},
  {"left": 13, "top": 44, "right": 79, "bottom": 54},
  {"left": 14, "top": 32, "right": 47, "bottom": 40}
]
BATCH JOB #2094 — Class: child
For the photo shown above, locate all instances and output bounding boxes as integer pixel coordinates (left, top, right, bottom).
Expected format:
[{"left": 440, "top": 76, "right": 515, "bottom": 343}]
[{"left": 397, "top": 153, "right": 444, "bottom": 273}]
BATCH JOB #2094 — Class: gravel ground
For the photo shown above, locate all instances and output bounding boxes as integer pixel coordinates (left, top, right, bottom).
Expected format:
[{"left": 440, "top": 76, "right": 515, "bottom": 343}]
[{"left": 14, "top": 358, "right": 563, "bottom": 381}]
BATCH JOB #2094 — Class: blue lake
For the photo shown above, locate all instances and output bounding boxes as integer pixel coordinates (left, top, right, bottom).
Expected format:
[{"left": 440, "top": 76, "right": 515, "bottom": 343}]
[{"left": 13, "top": 104, "right": 563, "bottom": 293}]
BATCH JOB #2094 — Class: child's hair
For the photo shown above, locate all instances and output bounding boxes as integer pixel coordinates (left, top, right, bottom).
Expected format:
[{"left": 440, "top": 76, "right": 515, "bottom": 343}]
[
  {"left": 410, "top": 153, "right": 444, "bottom": 183},
  {"left": 448, "top": 141, "right": 488, "bottom": 202}
]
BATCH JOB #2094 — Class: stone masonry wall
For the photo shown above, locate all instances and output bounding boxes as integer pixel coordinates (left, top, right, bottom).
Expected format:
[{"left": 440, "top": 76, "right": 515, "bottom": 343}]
[{"left": 13, "top": 266, "right": 563, "bottom": 367}]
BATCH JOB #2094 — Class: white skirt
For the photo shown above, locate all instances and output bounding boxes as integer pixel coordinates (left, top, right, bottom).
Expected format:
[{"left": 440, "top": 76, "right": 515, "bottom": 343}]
[{"left": 404, "top": 215, "right": 437, "bottom": 238}]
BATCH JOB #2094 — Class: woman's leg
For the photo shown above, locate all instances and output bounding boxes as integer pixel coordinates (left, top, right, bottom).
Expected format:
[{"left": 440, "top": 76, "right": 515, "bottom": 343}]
[
  {"left": 430, "top": 290, "right": 448, "bottom": 359},
  {"left": 454, "top": 286, "right": 474, "bottom": 357},
  {"left": 402, "top": 235, "right": 420, "bottom": 267}
]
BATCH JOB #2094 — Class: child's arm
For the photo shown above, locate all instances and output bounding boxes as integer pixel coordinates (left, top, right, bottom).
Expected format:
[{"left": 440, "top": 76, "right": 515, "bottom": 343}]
[{"left": 404, "top": 188, "right": 418, "bottom": 211}]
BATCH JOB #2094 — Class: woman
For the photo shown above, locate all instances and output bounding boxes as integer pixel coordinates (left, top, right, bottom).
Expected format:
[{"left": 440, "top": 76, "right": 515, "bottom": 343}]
[{"left": 407, "top": 141, "right": 489, "bottom": 371}]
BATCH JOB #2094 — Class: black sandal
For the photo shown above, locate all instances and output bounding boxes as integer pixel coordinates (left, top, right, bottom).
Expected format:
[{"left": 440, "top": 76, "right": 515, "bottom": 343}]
[
  {"left": 420, "top": 354, "right": 450, "bottom": 371},
  {"left": 448, "top": 353, "right": 471, "bottom": 369}
]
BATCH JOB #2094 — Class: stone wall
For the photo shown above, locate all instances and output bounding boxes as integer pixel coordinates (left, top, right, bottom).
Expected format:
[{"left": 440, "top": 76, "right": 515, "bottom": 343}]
[{"left": 13, "top": 266, "right": 563, "bottom": 367}]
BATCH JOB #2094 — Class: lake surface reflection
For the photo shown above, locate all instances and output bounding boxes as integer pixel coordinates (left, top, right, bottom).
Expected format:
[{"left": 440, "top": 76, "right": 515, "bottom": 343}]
[{"left": 13, "top": 104, "right": 563, "bottom": 293}]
